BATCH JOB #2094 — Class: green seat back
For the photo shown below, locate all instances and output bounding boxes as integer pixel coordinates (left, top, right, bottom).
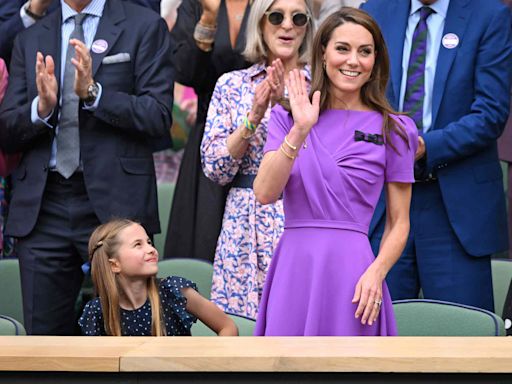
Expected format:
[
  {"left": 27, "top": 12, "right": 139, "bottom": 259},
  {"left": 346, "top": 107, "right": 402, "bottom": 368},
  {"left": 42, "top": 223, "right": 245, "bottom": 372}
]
[
  {"left": 157, "top": 258, "right": 213, "bottom": 300},
  {"left": 491, "top": 259, "right": 512, "bottom": 317},
  {"left": 154, "top": 182, "right": 175, "bottom": 259},
  {"left": 191, "top": 313, "right": 256, "bottom": 336},
  {"left": 0, "top": 315, "right": 26, "bottom": 335},
  {"left": 0, "top": 259, "right": 24, "bottom": 325},
  {"left": 393, "top": 299, "right": 505, "bottom": 336}
]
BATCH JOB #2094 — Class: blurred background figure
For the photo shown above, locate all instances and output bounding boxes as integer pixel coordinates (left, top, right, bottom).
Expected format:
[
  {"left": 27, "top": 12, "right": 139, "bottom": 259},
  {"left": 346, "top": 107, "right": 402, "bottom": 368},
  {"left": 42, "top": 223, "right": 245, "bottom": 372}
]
[
  {"left": 164, "top": 0, "right": 252, "bottom": 262},
  {"left": 154, "top": 0, "right": 198, "bottom": 184},
  {"left": 312, "top": 0, "right": 365, "bottom": 25},
  {"left": 0, "top": 58, "right": 17, "bottom": 259}
]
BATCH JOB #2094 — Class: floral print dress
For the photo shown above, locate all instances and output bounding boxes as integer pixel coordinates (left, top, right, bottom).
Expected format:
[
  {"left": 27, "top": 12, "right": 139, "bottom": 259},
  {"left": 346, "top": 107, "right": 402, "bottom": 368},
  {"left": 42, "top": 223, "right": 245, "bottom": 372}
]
[{"left": 201, "top": 62, "right": 310, "bottom": 319}]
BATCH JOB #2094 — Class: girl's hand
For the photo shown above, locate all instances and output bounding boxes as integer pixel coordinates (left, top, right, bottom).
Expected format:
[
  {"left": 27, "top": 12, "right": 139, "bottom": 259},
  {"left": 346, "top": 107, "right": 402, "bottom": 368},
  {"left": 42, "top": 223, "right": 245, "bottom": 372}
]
[
  {"left": 267, "top": 59, "right": 285, "bottom": 106},
  {"left": 248, "top": 80, "right": 271, "bottom": 126},
  {"left": 352, "top": 264, "right": 386, "bottom": 326},
  {"left": 287, "top": 69, "right": 320, "bottom": 137}
]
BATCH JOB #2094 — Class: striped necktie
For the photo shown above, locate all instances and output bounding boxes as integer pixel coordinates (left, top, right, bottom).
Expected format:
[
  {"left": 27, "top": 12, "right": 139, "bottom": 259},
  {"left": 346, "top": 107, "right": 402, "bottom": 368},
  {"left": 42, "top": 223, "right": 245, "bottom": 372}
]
[
  {"left": 56, "top": 13, "right": 87, "bottom": 179},
  {"left": 403, "top": 6, "right": 434, "bottom": 131}
]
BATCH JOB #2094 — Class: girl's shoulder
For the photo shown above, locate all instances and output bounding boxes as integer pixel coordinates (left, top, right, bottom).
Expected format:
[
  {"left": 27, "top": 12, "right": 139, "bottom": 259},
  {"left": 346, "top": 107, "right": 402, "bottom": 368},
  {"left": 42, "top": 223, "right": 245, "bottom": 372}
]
[
  {"left": 78, "top": 298, "right": 104, "bottom": 336},
  {"left": 158, "top": 276, "right": 198, "bottom": 300},
  {"left": 158, "top": 276, "right": 199, "bottom": 335}
]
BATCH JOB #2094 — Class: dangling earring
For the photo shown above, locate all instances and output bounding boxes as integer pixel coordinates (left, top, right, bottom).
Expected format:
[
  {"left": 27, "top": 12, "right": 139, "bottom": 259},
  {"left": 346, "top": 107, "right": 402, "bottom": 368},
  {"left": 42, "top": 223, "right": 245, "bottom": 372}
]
[{"left": 322, "top": 61, "right": 326, "bottom": 71}]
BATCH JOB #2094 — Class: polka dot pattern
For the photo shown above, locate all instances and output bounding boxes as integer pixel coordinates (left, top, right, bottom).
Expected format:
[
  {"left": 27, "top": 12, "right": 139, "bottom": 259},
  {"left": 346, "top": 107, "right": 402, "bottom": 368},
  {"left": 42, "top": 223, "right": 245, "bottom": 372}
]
[{"left": 78, "top": 276, "right": 198, "bottom": 336}]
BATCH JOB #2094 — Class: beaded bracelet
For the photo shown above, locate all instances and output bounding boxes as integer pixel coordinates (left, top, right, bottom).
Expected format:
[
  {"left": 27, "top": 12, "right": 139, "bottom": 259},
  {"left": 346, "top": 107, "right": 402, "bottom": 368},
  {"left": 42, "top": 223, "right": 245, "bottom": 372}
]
[{"left": 243, "top": 114, "right": 257, "bottom": 132}]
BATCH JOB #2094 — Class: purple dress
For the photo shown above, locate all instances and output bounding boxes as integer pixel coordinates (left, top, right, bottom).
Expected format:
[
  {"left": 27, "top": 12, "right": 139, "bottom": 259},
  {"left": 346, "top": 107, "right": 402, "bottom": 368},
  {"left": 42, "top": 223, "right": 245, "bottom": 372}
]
[{"left": 254, "top": 105, "right": 418, "bottom": 336}]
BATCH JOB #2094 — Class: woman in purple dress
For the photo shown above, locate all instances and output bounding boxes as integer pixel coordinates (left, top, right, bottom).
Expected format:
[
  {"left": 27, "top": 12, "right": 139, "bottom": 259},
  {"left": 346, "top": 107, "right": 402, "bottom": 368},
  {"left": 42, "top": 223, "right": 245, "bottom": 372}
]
[{"left": 253, "top": 8, "right": 418, "bottom": 336}]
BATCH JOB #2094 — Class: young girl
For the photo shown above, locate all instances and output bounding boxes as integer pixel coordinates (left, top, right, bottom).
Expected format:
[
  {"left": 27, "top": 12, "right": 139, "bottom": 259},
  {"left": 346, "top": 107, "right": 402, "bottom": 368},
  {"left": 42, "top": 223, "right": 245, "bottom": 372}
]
[{"left": 79, "top": 219, "right": 238, "bottom": 336}]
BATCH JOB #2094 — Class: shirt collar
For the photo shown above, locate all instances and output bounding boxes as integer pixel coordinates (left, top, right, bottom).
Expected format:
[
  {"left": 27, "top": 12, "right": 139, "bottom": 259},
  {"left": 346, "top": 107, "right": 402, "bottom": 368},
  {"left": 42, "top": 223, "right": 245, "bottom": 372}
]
[
  {"left": 410, "top": 0, "right": 450, "bottom": 19},
  {"left": 61, "top": 0, "right": 105, "bottom": 23},
  {"left": 247, "top": 62, "right": 312, "bottom": 82}
]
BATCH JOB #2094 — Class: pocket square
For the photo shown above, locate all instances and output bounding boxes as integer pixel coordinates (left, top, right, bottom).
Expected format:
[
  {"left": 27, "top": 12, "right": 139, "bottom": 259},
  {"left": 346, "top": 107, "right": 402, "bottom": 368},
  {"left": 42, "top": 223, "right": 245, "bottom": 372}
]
[{"left": 102, "top": 53, "right": 131, "bottom": 64}]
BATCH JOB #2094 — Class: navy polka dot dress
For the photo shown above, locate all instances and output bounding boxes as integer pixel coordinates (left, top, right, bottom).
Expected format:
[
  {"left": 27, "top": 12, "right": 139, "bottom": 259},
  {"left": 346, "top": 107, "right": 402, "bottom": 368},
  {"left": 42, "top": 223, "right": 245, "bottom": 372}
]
[{"left": 78, "top": 276, "right": 198, "bottom": 336}]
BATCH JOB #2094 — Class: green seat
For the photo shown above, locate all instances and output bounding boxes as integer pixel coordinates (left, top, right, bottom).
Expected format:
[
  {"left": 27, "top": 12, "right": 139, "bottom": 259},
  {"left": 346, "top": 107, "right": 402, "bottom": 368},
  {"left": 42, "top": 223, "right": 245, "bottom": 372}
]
[
  {"left": 491, "top": 259, "right": 512, "bottom": 317},
  {"left": 154, "top": 182, "right": 175, "bottom": 259},
  {"left": 191, "top": 313, "right": 256, "bottom": 336},
  {"left": 393, "top": 299, "right": 505, "bottom": 336},
  {"left": 0, "top": 259, "right": 24, "bottom": 325},
  {"left": 0, "top": 315, "right": 26, "bottom": 335},
  {"left": 157, "top": 258, "right": 213, "bottom": 299}
]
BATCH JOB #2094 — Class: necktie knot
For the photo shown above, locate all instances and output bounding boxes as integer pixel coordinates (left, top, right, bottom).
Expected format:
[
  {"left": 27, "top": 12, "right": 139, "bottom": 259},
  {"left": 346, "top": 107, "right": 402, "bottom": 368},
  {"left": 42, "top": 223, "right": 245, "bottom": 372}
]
[
  {"left": 74, "top": 13, "right": 87, "bottom": 27},
  {"left": 419, "top": 6, "right": 434, "bottom": 21}
]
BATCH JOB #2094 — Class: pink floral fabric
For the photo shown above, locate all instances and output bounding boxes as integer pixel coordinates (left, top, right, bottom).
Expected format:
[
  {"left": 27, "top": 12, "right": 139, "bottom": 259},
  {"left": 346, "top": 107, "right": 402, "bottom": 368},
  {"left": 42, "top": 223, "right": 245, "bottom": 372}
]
[{"left": 201, "top": 63, "right": 309, "bottom": 319}]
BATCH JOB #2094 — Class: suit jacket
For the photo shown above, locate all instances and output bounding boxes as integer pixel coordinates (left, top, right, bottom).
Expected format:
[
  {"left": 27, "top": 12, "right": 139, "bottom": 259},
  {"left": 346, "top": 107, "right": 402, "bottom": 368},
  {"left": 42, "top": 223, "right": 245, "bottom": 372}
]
[
  {"left": 0, "top": 0, "right": 173, "bottom": 237},
  {"left": 0, "top": 0, "right": 160, "bottom": 67},
  {"left": 363, "top": 0, "right": 512, "bottom": 256}
]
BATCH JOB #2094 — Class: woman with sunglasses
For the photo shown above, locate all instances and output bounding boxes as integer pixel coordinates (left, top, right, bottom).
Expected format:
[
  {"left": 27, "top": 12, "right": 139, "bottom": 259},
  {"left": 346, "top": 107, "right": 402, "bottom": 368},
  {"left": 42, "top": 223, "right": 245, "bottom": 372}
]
[
  {"left": 200, "top": 0, "right": 314, "bottom": 319},
  {"left": 164, "top": 0, "right": 252, "bottom": 264},
  {"left": 254, "top": 8, "right": 417, "bottom": 335}
]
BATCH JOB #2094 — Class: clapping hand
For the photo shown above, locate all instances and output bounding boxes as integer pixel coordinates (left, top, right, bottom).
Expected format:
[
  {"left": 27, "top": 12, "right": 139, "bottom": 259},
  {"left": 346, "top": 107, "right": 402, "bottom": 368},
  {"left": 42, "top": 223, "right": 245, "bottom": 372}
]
[
  {"left": 287, "top": 69, "right": 320, "bottom": 137},
  {"left": 248, "top": 80, "right": 271, "bottom": 125},
  {"left": 69, "top": 39, "right": 94, "bottom": 100},
  {"left": 267, "top": 59, "right": 285, "bottom": 106},
  {"left": 35, "top": 52, "right": 57, "bottom": 117}
]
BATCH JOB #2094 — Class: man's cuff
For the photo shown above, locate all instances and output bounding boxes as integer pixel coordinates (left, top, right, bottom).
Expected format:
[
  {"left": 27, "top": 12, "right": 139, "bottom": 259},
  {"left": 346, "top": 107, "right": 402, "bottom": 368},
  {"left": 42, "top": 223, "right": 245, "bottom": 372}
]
[
  {"left": 20, "top": 1, "right": 38, "bottom": 28},
  {"left": 31, "top": 97, "right": 54, "bottom": 127},
  {"left": 82, "top": 83, "right": 102, "bottom": 111}
]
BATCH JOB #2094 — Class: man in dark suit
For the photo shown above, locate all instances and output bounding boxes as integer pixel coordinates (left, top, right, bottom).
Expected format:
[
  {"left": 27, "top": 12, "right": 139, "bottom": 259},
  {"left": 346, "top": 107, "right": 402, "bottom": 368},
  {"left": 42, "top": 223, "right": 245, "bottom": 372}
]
[
  {"left": 0, "top": 0, "right": 160, "bottom": 67},
  {"left": 0, "top": 0, "right": 173, "bottom": 334},
  {"left": 363, "top": 0, "right": 512, "bottom": 311}
]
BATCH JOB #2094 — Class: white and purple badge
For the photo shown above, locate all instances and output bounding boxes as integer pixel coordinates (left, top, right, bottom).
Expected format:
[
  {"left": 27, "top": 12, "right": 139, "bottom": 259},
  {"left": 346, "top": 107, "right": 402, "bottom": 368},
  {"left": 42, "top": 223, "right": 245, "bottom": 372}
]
[
  {"left": 442, "top": 33, "right": 459, "bottom": 49},
  {"left": 91, "top": 39, "right": 108, "bottom": 54}
]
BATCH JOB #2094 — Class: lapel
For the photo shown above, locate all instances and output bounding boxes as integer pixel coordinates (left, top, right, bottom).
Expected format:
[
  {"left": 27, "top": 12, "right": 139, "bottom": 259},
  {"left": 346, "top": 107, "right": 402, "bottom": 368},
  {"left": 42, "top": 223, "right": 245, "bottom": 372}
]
[
  {"left": 38, "top": 10, "right": 63, "bottom": 92},
  {"left": 91, "top": 0, "right": 125, "bottom": 77},
  {"left": 37, "top": 9, "right": 62, "bottom": 125},
  {"left": 431, "top": 0, "right": 470, "bottom": 129},
  {"left": 386, "top": 0, "right": 410, "bottom": 108}
]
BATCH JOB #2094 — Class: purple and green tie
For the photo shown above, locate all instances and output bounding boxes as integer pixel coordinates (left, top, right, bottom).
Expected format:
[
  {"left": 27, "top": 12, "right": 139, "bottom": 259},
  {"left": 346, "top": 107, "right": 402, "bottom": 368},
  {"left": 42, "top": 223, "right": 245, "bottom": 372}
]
[{"left": 403, "top": 6, "right": 434, "bottom": 131}]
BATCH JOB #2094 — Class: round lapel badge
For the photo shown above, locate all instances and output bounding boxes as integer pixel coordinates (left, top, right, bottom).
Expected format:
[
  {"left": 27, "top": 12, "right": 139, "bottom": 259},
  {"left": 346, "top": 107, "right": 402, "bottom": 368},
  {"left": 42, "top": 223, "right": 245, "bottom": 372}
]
[
  {"left": 442, "top": 33, "right": 459, "bottom": 49},
  {"left": 91, "top": 39, "right": 108, "bottom": 54}
]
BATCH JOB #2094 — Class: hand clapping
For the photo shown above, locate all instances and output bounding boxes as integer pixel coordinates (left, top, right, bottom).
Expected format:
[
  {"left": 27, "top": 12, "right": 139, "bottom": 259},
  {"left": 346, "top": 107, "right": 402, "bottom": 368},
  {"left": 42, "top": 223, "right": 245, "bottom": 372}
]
[
  {"left": 69, "top": 39, "right": 94, "bottom": 100},
  {"left": 35, "top": 52, "right": 58, "bottom": 117},
  {"left": 266, "top": 59, "right": 285, "bottom": 106}
]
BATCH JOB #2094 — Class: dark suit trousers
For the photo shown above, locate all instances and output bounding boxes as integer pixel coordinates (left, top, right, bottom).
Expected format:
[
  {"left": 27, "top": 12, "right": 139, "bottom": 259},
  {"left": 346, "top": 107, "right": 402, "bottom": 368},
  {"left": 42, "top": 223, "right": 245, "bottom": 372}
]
[
  {"left": 370, "top": 181, "right": 494, "bottom": 312},
  {"left": 16, "top": 172, "right": 100, "bottom": 335}
]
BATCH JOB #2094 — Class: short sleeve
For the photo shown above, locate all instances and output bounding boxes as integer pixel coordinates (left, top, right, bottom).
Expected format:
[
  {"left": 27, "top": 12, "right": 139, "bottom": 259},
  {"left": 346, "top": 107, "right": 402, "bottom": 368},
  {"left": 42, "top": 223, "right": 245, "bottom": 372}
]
[
  {"left": 159, "top": 276, "right": 198, "bottom": 335},
  {"left": 78, "top": 298, "right": 105, "bottom": 336},
  {"left": 264, "top": 104, "right": 294, "bottom": 154},
  {"left": 385, "top": 115, "right": 418, "bottom": 183}
]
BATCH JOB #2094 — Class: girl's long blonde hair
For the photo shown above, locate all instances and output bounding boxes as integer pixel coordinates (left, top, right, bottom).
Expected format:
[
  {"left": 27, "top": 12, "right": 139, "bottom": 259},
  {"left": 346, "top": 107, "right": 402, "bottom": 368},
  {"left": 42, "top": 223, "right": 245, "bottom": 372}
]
[{"left": 88, "top": 219, "right": 165, "bottom": 336}]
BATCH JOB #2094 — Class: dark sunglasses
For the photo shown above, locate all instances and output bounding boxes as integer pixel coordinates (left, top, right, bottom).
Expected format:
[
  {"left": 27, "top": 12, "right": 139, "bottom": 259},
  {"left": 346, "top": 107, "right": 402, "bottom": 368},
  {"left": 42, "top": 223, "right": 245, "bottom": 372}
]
[{"left": 264, "top": 11, "right": 310, "bottom": 27}]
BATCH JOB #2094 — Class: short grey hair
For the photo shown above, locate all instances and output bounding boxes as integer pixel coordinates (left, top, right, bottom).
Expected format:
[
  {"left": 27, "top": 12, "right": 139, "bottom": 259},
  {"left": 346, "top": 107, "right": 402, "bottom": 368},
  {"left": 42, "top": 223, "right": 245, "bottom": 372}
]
[{"left": 243, "top": 0, "right": 315, "bottom": 64}]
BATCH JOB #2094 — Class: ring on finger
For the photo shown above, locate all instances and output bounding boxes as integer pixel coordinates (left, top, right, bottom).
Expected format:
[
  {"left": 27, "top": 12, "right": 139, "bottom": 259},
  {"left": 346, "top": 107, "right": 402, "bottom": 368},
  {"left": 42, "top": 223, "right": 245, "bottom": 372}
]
[{"left": 374, "top": 299, "right": 382, "bottom": 306}]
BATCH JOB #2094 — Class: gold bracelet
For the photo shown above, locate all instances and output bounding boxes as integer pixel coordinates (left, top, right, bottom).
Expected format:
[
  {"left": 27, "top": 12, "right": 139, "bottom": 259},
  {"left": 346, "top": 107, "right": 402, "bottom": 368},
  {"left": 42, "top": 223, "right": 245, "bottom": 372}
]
[
  {"left": 279, "top": 143, "right": 296, "bottom": 160},
  {"left": 283, "top": 135, "right": 298, "bottom": 151}
]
